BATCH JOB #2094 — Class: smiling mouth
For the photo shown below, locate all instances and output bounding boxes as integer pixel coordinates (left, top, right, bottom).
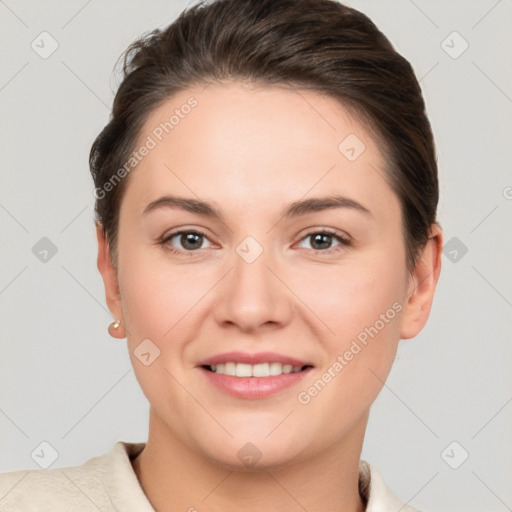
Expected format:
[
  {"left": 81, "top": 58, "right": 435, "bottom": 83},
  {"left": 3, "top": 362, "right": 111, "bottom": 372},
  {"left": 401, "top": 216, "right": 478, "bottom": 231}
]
[{"left": 202, "top": 362, "right": 313, "bottom": 377}]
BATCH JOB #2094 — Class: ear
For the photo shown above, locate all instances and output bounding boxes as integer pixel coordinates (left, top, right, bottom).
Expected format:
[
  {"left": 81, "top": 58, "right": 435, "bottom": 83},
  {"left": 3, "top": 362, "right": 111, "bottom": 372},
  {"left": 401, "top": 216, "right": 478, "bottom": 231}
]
[
  {"left": 400, "top": 224, "right": 443, "bottom": 339},
  {"left": 96, "top": 223, "right": 126, "bottom": 339}
]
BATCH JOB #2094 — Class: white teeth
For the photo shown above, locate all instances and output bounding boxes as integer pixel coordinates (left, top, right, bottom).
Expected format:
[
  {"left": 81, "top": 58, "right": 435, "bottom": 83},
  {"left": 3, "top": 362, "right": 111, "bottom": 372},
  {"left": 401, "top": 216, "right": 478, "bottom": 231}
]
[
  {"left": 209, "top": 362, "right": 304, "bottom": 377},
  {"left": 235, "top": 363, "right": 252, "bottom": 377},
  {"left": 269, "top": 362, "right": 282, "bottom": 376},
  {"left": 252, "top": 363, "right": 270, "bottom": 377},
  {"left": 224, "top": 362, "right": 236, "bottom": 376}
]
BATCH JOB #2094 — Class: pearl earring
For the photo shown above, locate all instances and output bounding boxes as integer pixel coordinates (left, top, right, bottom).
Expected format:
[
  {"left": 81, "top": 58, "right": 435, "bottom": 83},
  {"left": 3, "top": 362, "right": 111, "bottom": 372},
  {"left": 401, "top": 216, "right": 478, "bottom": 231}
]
[{"left": 110, "top": 319, "right": 121, "bottom": 329}]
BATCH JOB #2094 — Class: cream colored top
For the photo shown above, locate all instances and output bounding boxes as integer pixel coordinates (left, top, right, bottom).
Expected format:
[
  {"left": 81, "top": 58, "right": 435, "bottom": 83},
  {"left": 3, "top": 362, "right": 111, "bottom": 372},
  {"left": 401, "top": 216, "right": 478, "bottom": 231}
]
[{"left": 0, "top": 442, "right": 421, "bottom": 511}]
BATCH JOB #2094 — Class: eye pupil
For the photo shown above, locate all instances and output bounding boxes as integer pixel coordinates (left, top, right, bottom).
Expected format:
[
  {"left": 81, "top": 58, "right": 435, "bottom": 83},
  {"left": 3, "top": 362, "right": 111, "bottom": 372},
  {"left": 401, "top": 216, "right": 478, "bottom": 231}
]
[
  {"left": 181, "top": 232, "right": 202, "bottom": 250},
  {"left": 311, "top": 233, "right": 332, "bottom": 250}
]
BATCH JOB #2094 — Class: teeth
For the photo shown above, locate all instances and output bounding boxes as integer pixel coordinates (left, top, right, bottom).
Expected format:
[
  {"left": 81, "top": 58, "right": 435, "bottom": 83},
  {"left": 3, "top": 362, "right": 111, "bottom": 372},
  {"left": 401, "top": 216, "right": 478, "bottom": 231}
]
[
  {"left": 252, "top": 363, "right": 269, "bottom": 377},
  {"left": 269, "top": 362, "right": 282, "bottom": 376},
  {"left": 235, "top": 363, "right": 252, "bottom": 377},
  {"left": 224, "top": 362, "right": 236, "bottom": 376},
  {"left": 209, "top": 362, "right": 304, "bottom": 377}
]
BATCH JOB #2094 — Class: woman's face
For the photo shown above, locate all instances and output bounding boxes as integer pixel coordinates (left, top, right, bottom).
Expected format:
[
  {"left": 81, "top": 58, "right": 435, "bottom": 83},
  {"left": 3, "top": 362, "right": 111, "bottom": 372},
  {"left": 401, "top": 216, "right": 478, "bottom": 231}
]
[{"left": 98, "top": 81, "right": 438, "bottom": 468}]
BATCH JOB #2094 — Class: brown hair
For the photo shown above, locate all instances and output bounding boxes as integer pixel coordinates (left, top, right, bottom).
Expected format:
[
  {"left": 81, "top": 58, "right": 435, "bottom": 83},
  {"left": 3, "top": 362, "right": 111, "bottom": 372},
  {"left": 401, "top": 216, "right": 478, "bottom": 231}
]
[{"left": 90, "top": 0, "right": 438, "bottom": 270}]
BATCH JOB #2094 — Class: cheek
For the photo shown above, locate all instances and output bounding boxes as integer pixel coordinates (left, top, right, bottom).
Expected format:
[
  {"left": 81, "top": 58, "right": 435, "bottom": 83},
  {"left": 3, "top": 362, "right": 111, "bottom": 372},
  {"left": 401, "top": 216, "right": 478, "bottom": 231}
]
[
  {"left": 290, "top": 248, "right": 407, "bottom": 419},
  {"left": 117, "top": 249, "right": 203, "bottom": 428},
  {"left": 292, "top": 255, "right": 406, "bottom": 342},
  {"left": 292, "top": 252, "right": 406, "bottom": 384},
  {"left": 293, "top": 274, "right": 405, "bottom": 437},
  {"left": 117, "top": 243, "right": 199, "bottom": 337}
]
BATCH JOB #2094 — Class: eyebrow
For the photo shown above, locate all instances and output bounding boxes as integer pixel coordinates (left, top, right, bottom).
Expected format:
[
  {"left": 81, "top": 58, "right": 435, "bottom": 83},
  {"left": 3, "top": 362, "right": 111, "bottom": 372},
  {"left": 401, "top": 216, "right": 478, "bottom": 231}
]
[{"left": 142, "top": 194, "right": 372, "bottom": 219}]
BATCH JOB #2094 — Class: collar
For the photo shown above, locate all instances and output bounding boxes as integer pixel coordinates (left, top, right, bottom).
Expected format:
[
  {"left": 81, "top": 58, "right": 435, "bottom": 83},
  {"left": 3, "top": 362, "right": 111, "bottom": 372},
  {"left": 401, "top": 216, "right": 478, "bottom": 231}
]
[{"left": 98, "top": 441, "right": 420, "bottom": 512}]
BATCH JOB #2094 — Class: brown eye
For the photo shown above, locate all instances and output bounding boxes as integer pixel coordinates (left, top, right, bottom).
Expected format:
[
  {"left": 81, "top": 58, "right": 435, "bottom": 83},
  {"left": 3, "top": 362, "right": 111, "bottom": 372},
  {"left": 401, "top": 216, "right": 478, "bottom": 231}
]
[
  {"left": 165, "top": 231, "right": 210, "bottom": 251},
  {"left": 310, "top": 233, "right": 334, "bottom": 250},
  {"left": 297, "top": 231, "right": 349, "bottom": 252}
]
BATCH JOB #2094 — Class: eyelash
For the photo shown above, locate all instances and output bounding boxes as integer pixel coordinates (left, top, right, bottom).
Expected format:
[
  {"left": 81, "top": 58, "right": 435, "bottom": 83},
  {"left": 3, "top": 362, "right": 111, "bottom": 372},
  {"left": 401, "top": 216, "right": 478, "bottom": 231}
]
[{"left": 159, "top": 228, "right": 351, "bottom": 255}]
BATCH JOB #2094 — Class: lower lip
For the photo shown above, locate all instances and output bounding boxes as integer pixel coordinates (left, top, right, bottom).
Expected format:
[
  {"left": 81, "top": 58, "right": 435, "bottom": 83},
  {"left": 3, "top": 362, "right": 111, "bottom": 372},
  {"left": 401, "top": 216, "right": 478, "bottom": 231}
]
[{"left": 199, "top": 367, "right": 313, "bottom": 399}]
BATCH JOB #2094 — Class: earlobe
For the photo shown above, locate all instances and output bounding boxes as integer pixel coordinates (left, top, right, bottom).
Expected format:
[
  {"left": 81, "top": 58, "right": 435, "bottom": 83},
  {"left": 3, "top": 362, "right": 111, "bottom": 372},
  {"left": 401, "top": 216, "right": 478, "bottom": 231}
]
[
  {"left": 96, "top": 224, "right": 126, "bottom": 339},
  {"left": 399, "top": 224, "right": 443, "bottom": 340}
]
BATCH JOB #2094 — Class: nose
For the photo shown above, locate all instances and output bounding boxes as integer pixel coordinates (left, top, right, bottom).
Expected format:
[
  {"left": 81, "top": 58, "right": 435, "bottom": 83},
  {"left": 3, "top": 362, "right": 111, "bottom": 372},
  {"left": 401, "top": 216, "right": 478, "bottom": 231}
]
[{"left": 213, "top": 246, "right": 294, "bottom": 333}]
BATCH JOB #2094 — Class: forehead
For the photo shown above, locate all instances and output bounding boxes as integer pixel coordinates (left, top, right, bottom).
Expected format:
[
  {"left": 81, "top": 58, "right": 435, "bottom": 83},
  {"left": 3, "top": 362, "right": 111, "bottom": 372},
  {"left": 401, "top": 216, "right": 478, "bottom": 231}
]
[
  {"left": 139, "top": 81, "right": 368, "bottom": 161},
  {"left": 122, "top": 81, "right": 398, "bottom": 221}
]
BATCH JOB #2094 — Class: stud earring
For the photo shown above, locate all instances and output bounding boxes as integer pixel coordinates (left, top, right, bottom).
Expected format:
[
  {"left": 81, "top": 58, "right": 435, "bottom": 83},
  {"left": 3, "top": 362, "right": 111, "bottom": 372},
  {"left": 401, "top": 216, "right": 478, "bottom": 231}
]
[{"left": 108, "top": 319, "right": 124, "bottom": 339}]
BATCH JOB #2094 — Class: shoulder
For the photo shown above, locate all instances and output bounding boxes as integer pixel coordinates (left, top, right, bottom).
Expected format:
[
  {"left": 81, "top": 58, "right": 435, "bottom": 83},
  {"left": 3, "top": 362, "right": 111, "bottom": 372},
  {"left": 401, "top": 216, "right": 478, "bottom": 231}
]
[
  {"left": 0, "top": 464, "right": 103, "bottom": 512},
  {"left": 360, "top": 460, "right": 423, "bottom": 512},
  {"left": 0, "top": 441, "right": 148, "bottom": 512}
]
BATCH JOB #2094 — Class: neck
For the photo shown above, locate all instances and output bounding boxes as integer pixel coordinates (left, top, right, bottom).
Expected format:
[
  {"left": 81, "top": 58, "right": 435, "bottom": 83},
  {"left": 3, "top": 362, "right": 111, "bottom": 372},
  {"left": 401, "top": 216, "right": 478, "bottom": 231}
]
[{"left": 132, "top": 408, "right": 368, "bottom": 512}]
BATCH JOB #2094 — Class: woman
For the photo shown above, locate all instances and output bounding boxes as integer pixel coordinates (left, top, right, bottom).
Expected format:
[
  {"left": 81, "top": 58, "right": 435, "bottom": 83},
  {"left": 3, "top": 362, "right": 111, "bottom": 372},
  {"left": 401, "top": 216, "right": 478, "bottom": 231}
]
[{"left": 0, "top": 0, "right": 442, "bottom": 510}]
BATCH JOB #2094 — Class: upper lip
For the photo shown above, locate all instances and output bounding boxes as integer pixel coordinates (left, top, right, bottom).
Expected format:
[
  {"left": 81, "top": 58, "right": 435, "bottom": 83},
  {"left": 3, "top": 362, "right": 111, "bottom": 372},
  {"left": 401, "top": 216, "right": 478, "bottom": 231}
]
[{"left": 197, "top": 351, "right": 313, "bottom": 368}]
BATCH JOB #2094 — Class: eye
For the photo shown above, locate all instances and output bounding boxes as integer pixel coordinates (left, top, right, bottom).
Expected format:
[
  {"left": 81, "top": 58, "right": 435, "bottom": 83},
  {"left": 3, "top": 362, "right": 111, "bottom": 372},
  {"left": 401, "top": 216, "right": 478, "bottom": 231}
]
[
  {"left": 296, "top": 230, "right": 350, "bottom": 252},
  {"left": 162, "top": 230, "right": 213, "bottom": 252},
  {"left": 160, "top": 229, "right": 349, "bottom": 254}
]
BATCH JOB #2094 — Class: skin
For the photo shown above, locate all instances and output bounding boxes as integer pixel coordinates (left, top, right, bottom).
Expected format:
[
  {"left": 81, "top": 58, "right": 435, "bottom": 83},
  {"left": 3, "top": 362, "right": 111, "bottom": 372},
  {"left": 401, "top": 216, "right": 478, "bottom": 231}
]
[{"left": 97, "top": 81, "right": 442, "bottom": 512}]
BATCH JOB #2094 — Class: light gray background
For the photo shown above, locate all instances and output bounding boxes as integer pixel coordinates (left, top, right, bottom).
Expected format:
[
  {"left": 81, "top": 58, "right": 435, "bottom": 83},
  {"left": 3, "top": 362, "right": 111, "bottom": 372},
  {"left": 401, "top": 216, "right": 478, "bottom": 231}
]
[{"left": 1, "top": 0, "right": 511, "bottom": 510}]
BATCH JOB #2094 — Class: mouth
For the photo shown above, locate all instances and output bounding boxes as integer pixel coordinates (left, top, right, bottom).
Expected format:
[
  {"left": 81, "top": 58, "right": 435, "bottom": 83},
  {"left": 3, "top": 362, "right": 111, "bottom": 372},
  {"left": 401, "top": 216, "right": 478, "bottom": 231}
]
[
  {"left": 202, "top": 362, "right": 313, "bottom": 377},
  {"left": 196, "top": 352, "right": 314, "bottom": 399}
]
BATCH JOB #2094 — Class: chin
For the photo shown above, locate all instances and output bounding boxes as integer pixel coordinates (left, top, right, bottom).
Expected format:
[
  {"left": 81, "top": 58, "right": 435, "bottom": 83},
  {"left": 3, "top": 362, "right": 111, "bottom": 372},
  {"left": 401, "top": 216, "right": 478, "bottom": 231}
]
[{"left": 194, "top": 429, "right": 311, "bottom": 472}]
